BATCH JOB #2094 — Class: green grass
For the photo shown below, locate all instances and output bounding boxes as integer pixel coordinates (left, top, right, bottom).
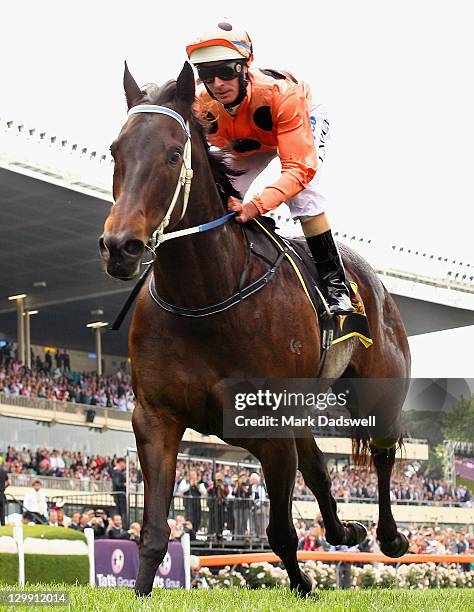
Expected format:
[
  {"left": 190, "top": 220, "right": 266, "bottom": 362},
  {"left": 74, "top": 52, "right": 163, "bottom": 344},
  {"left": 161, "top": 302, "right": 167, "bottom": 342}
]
[
  {"left": 0, "top": 553, "right": 17, "bottom": 584},
  {"left": 0, "top": 526, "right": 86, "bottom": 541},
  {"left": 456, "top": 476, "right": 474, "bottom": 493},
  {"left": 0, "top": 584, "right": 473, "bottom": 612}
]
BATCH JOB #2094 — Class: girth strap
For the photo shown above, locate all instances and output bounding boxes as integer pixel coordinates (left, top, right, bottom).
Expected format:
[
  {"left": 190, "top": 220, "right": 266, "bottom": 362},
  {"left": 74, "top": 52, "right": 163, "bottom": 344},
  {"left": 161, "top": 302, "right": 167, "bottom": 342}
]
[{"left": 148, "top": 250, "right": 287, "bottom": 317}]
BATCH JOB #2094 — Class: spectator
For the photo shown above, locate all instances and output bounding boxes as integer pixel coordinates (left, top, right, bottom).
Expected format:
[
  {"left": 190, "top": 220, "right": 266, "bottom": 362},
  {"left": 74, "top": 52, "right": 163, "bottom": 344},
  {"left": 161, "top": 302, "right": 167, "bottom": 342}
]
[
  {"left": 233, "top": 472, "right": 251, "bottom": 537},
  {"left": 44, "top": 350, "right": 52, "bottom": 372},
  {"left": 249, "top": 473, "right": 268, "bottom": 539},
  {"left": 22, "top": 512, "right": 35, "bottom": 525},
  {"left": 79, "top": 513, "right": 92, "bottom": 531},
  {"left": 55, "top": 505, "right": 70, "bottom": 527},
  {"left": 178, "top": 469, "right": 206, "bottom": 532},
  {"left": 128, "top": 522, "right": 141, "bottom": 545},
  {"left": 207, "top": 471, "right": 229, "bottom": 539},
  {"left": 168, "top": 518, "right": 183, "bottom": 541},
  {"left": 55, "top": 350, "right": 62, "bottom": 371},
  {"left": 0, "top": 464, "right": 9, "bottom": 526},
  {"left": 299, "top": 524, "right": 329, "bottom": 551},
  {"left": 23, "top": 480, "right": 47, "bottom": 523},
  {"left": 62, "top": 351, "right": 71, "bottom": 373},
  {"left": 111, "top": 458, "right": 127, "bottom": 527},
  {"left": 91, "top": 509, "right": 109, "bottom": 539},
  {"left": 69, "top": 511, "right": 82, "bottom": 530},
  {"left": 107, "top": 514, "right": 128, "bottom": 539},
  {"left": 48, "top": 508, "right": 63, "bottom": 527},
  {"left": 183, "top": 520, "right": 196, "bottom": 541}
]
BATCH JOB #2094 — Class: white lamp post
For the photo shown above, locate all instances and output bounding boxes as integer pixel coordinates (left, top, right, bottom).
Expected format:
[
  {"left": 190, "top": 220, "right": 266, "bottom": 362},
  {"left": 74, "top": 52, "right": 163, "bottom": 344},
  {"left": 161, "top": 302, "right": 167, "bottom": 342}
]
[
  {"left": 8, "top": 294, "right": 27, "bottom": 363},
  {"left": 86, "top": 321, "right": 108, "bottom": 375}
]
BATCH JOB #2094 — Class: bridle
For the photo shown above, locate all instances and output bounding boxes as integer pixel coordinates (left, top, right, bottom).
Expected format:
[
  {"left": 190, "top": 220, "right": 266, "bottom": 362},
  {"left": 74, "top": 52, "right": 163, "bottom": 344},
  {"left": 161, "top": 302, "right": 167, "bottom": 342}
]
[
  {"left": 126, "top": 104, "right": 234, "bottom": 256},
  {"left": 127, "top": 104, "right": 193, "bottom": 252}
]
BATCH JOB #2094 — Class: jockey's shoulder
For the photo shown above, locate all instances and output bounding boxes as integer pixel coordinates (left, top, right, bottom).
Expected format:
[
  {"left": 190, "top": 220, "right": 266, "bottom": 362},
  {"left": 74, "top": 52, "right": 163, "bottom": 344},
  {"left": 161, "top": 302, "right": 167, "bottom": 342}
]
[{"left": 194, "top": 67, "right": 312, "bottom": 112}]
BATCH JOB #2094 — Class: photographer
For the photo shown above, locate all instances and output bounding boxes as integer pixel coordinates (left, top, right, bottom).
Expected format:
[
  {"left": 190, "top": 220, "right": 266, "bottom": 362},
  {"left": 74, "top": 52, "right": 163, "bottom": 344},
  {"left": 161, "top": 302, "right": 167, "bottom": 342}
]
[
  {"left": 107, "top": 513, "right": 128, "bottom": 540},
  {"left": 233, "top": 473, "right": 251, "bottom": 538},
  {"left": 207, "top": 471, "right": 229, "bottom": 540},
  {"left": 91, "top": 508, "right": 109, "bottom": 539},
  {"left": 178, "top": 469, "right": 206, "bottom": 532}
]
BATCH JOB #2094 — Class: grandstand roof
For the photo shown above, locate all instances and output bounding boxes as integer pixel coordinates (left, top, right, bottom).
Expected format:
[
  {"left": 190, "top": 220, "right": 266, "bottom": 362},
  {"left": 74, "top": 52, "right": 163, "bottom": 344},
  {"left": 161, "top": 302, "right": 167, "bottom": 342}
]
[{"left": 0, "top": 167, "right": 129, "bottom": 354}]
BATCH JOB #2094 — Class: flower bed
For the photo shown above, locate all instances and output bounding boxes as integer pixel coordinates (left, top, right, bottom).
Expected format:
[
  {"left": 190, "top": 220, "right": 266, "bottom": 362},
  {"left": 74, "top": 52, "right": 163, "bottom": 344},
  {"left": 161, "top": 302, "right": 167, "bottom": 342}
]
[{"left": 197, "top": 561, "right": 474, "bottom": 589}]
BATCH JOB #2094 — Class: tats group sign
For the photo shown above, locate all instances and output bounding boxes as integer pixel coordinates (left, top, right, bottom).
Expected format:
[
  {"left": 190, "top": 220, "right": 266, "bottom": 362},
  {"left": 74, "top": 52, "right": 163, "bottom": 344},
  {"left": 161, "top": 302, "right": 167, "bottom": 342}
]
[{"left": 94, "top": 536, "right": 190, "bottom": 589}]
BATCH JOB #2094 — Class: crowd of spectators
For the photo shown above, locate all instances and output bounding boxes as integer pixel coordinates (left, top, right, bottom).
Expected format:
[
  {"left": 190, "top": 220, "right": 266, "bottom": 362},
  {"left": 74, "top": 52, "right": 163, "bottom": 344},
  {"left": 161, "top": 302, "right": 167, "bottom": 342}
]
[
  {"left": 293, "top": 514, "right": 474, "bottom": 556},
  {"left": 0, "top": 446, "right": 134, "bottom": 487},
  {"left": 294, "top": 465, "right": 472, "bottom": 506},
  {"left": 0, "top": 347, "right": 135, "bottom": 411},
  {"left": 1, "top": 446, "right": 471, "bottom": 509}
]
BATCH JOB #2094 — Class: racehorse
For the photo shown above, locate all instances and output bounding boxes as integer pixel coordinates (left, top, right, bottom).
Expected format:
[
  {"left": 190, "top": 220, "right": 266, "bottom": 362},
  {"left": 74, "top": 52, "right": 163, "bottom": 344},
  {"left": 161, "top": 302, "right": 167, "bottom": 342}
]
[{"left": 99, "top": 62, "right": 411, "bottom": 597}]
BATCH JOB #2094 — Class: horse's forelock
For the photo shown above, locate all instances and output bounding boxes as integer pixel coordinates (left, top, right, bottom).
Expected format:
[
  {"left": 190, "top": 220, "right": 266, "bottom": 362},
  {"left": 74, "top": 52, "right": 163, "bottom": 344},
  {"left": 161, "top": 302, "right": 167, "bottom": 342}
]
[{"left": 141, "top": 80, "right": 176, "bottom": 105}]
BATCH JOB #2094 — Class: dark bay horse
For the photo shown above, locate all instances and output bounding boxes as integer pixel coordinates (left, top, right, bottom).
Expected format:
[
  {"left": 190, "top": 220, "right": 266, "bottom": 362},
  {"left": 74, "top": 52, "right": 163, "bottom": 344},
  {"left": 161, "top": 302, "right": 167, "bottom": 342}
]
[{"left": 99, "top": 62, "right": 411, "bottom": 596}]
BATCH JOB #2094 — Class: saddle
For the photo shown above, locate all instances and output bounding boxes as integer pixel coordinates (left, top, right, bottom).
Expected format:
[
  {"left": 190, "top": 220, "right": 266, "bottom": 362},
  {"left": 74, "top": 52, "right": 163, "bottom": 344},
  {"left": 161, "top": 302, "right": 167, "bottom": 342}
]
[{"left": 244, "top": 216, "right": 373, "bottom": 350}]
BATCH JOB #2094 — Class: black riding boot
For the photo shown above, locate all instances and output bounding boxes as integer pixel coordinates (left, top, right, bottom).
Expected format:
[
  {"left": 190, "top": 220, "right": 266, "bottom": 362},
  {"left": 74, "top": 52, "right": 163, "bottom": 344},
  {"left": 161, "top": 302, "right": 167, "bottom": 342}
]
[{"left": 306, "top": 230, "right": 355, "bottom": 315}]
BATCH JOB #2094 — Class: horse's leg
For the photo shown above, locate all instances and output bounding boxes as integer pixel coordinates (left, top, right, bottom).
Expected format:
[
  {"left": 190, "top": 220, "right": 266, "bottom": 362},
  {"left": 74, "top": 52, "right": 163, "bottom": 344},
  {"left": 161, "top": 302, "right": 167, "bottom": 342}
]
[
  {"left": 255, "top": 438, "right": 313, "bottom": 597},
  {"left": 295, "top": 435, "right": 367, "bottom": 546},
  {"left": 370, "top": 440, "right": 409, "bottom": 557},
  {"left": 132, "top": 403, "right": 185, "bottom": 596}
]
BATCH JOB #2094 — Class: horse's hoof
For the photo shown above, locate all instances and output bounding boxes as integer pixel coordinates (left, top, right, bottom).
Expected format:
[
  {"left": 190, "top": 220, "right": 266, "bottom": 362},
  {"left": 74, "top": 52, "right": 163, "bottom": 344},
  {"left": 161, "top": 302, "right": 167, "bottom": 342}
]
[
  {"left": 343, "top": 521, "right": 367, "bottom": 546},
  {"left": 379, "top": 532, "right": 409, "bottom": 558},
  {"left": 291, "top": 572, "right": 315, "bottom": 598}
]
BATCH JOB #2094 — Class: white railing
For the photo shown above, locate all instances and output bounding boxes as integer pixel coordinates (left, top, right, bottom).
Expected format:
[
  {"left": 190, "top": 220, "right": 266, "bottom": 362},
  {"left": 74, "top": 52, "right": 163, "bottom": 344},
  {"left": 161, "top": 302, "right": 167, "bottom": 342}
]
[
  {"left": 7, "top": 472, "right": 113, "bottom": 493},
  {"left": 0, "top": 392, "right": 132, "bottom": 419}
]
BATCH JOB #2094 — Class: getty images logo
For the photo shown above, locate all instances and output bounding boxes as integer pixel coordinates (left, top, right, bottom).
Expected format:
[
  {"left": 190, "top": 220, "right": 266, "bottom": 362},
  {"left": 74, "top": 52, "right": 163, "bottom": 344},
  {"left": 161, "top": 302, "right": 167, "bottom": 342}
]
[{"left": 111, "top": 548, "right": 125, "bottom": 574}]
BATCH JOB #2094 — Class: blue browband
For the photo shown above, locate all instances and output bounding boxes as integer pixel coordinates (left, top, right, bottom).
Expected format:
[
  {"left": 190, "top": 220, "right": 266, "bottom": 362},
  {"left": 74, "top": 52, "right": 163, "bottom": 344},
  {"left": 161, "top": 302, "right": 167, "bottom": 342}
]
[{"left": 127, "top": 104, "right": 191, "bottom": 140}]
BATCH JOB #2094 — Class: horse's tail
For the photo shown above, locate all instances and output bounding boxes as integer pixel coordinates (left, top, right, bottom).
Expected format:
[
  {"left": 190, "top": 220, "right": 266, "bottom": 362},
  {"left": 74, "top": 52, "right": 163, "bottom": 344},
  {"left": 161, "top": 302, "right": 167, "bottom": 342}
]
[{"left": 351, "top": 427, "right": 405, "bottom": 466}]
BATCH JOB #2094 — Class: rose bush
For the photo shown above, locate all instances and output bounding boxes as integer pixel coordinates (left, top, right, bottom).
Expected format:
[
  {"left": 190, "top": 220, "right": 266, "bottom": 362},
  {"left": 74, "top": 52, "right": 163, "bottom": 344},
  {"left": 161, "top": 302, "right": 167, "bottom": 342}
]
[{"left": 196, "top": 561, "right": 474, "bottom": 590}]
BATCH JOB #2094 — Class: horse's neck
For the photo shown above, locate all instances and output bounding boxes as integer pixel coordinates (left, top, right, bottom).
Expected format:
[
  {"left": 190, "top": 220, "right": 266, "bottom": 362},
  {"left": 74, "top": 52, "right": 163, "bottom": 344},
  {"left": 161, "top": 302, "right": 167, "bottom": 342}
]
[{"left": 153, "top": 141, "right": 246, "bottom": 307}]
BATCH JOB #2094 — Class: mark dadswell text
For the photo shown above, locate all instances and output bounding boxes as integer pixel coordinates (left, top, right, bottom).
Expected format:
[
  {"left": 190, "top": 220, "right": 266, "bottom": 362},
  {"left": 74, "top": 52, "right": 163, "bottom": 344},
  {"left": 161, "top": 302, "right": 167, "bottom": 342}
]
[{"left": 234, "top": 415, "right": 376, "bottom": 428}]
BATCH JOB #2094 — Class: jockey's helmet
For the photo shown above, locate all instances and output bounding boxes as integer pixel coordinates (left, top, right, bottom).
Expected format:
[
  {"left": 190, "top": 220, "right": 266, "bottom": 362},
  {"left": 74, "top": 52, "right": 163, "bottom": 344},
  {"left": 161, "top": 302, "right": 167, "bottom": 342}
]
[{"left": 186, "top": 21, "right": 253, "bottom": 65}]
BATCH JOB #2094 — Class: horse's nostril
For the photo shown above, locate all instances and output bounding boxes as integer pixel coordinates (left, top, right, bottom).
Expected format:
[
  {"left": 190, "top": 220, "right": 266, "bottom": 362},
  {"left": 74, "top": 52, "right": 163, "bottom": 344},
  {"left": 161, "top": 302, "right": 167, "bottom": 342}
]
[
  {"left": 123, "top": 239, "right": 144, "bottom": 258},
  {"left": 98, "top": 236, "right": 109, "bottom": 257}
]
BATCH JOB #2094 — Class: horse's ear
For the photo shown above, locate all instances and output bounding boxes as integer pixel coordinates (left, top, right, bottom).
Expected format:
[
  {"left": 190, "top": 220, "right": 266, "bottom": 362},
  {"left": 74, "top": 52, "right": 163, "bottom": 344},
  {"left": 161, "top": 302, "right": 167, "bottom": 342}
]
[
  {"left": 123, "top": 61, "right": 142, "bottom": 110},
  {"left": 176, "top": 62, "right": 195, "bottom": 109}
]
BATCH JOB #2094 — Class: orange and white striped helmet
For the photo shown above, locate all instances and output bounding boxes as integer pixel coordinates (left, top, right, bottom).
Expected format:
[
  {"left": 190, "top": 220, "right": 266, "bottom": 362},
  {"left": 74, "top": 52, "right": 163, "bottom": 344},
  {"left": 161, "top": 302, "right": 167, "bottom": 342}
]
[{"left": 186, "top": 21, "right": 253, "bottom": 65}]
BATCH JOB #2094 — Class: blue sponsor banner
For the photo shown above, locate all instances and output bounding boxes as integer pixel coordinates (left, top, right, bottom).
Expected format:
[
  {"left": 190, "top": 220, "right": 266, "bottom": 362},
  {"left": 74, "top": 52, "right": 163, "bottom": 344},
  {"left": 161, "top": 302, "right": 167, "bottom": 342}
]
[{"left": 95, "top": 539, "right": 189, "bottom": 589}]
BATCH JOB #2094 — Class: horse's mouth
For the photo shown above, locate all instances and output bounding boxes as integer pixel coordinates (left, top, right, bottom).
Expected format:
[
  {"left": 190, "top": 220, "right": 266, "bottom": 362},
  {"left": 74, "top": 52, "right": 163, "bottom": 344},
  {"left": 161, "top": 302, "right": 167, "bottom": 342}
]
[{"left": 105, "top": 261, "right": 141, "bottom": 281}]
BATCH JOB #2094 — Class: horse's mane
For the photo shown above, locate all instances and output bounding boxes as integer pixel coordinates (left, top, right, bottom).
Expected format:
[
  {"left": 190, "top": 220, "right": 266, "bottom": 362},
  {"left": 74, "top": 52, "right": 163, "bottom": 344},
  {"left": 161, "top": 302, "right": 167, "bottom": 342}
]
[{"left": 138, "top": 81, "right": 242, "bottom": 203}]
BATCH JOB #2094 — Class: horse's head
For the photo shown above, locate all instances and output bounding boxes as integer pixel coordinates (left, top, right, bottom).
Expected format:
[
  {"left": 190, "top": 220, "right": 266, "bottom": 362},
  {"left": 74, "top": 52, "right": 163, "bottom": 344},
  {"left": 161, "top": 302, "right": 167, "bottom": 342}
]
[{"left": 99, "top": 62, "right": 195, "bottom": 280}]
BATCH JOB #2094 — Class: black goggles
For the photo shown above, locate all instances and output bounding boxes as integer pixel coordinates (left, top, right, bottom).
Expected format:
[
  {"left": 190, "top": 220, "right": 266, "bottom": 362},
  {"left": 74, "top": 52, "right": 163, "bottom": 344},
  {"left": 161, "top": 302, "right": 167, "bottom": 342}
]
[{"left": 196, "top": 61, "right": 245, "bottom": 84}]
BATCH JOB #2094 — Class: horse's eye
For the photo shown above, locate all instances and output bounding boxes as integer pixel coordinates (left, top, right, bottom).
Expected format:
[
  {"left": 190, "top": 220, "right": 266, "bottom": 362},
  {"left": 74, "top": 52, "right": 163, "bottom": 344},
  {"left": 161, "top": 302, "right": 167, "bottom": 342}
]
[{"left": 168, "top": 150, "right": 182, "bottom": 165}]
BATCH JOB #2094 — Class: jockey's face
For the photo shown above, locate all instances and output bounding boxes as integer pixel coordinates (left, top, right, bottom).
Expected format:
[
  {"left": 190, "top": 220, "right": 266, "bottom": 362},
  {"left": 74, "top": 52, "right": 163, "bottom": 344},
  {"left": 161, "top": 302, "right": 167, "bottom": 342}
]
[
  {"left": 205, "top": 75, "right": 240, "bottom": 106},
  {"left": 198, "top": 60, "right": 244, "bottom": 106}
]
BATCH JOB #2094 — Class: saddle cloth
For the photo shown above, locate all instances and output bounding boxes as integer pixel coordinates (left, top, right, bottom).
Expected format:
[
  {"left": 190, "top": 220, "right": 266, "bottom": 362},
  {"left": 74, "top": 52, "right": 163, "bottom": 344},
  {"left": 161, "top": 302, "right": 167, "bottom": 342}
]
[{"left": 244, "top": 216, "right": 373, "bottom": 349}]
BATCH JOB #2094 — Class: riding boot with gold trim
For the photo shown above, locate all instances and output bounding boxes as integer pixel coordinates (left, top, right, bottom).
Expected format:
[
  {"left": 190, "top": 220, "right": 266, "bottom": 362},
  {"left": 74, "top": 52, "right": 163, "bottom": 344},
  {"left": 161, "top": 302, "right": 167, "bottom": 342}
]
[{"left": 306, "top": 230, "right": 355, "bottom": 316}]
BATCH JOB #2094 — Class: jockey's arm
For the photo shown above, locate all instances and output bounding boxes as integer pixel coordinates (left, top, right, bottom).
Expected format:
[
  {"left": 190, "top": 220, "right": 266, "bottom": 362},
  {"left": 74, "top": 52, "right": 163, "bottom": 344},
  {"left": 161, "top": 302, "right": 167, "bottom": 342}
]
[{"left": 250, "top": 86, "right": 318, "bottom": 214}]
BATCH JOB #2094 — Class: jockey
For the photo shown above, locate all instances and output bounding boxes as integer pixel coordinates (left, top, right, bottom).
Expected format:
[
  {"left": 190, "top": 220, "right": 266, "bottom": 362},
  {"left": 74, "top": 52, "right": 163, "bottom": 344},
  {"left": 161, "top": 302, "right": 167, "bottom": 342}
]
[{"left": 187, "top": 21, "right": 355, "bottom": 315}]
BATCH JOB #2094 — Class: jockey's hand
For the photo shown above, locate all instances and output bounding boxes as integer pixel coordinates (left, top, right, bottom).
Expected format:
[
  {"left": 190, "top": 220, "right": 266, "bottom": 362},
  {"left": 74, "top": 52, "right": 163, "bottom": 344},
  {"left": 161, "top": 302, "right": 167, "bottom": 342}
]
[{"left": 227, "top": 196, "right": 260, "bottom": 223}]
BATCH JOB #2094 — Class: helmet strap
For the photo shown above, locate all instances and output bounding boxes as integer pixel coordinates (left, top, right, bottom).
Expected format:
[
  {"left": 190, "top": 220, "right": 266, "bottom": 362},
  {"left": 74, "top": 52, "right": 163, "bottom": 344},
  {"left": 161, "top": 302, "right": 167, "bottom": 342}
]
[{"left": 223, "top": 72, "right": 249, "bottom": 109}]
